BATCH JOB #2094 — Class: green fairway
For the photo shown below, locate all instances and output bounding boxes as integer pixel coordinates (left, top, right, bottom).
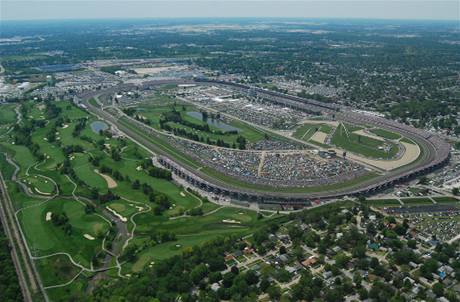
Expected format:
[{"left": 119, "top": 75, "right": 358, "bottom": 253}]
[
  {"left": 0, "top": 103, "right": 17, "bottom": 124},
  {"left": 331, "top": 123, "right": 399, "bottom": 159},
  {"left": 19, "top": 198, "right": 109, "bottom": 266},
  {"left": 72, "top": 153, "right": 108, "bottom": 192},
  {"left": 23, "top": 175, "right": 56, "bottom": 195},
  {"left": 125, "top": 207, "right": 283, "bottom": 272},
  {"left": 35, "top": 254, "right": 82, "bottom": 287}
]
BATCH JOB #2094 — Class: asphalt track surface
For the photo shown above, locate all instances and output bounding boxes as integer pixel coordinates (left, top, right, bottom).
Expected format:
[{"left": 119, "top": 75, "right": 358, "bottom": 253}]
[{"left": 78, "top": 79, "right": 450, "bottom": 203}]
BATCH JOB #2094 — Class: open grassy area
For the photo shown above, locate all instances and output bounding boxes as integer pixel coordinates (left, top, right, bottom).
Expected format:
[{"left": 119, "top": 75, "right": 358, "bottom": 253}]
[
  {"left": 432, "top": 196, "right": 460, "bottom": 204},
  {"left": 368, "top": 128, "right": 401, "bottom": 140},
  {"left": 126, "top": 207, "right": 285, "bottom": 272},
  {"left": 18, "top": 198, "right": 109, "bottom": 266},
  {"left": 132, "top": 102, "right": 266, "bottom": 146},
  {"left": 72, "top": 153, "right": 108, "bottom": 193},
  {"left": 0, "top": 103, "right": 17, "bottom": 124},
  {"left": 331, "top": 123, "right": 399, "bottom": 159},
  {"left": 401, "top": 197, "right": 434, "bottom": 205},
  {"left": 365, "top": 199, "right": 402, "bottom": 207},
  {"left": 292, "top": 123, "right": 333, "bottom": 142}
]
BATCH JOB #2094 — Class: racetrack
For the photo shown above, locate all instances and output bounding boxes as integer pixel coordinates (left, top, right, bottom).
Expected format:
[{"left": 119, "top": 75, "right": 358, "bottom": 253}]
[{"left": 78, "top": 79, "right": 450, "bottom": 204}]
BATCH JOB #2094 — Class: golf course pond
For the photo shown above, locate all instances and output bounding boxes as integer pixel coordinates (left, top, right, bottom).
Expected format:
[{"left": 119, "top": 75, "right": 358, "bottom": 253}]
[
  {"left": 90, "top": 121, "right": 109, "bottom": 133},
  {"left": 186, "top": 111, "right": 240, "bottom": 132}
]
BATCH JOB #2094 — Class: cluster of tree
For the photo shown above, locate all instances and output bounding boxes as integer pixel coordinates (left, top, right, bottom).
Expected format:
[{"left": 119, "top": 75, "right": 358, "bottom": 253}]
[
  {"left": 149, "top": 230, "right": 177, "bottom": 244},
  {"left": 0, "top": 224, "right": 23, "bottom": 302},
  {"left": 158, "top": 109, "right": 247, "bottom": 149},
  {"left": 91, "top": 236, "right": 250, "bottom": 301},
  {"left": 140, "top": 158, "right": 172, "bottom": 180},
  {"left": 93, "top": 190, "right": 120, "bottom": 204},
  {"left": 131, "top": 179, "right": 171, "bottom": 215},
  {"left": 62, "top": 144, "right": 84, "bottom": 155},
  {"left": 44, "top": 100, "right": 62, "bottom": 119},
  {"left": 72, "top": 118, "right": 87, "bottom": 137},
  {"left": 51, "top": 212, "right": 72, "bottom": 235},
  {"left": 187, "top": 207, "right": 203, "bottom": 216}
]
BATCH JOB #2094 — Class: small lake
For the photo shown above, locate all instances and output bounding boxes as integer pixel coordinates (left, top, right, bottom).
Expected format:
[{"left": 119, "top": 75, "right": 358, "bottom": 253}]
[
  {"left": 186, "top": 111, "right": 240, "bottom": 132},
  {"left": 90, "top": 121, "right": 108, "bottom": 133}
]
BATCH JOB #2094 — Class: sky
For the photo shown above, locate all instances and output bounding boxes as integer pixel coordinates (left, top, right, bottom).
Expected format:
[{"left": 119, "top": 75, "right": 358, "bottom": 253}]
[{"left": 1, "top": 0, "right": 459, "bottom": 21}]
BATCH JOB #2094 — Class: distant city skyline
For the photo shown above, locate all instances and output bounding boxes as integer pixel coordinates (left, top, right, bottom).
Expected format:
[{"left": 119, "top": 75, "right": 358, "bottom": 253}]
[{"left": 1, "top": 1, "right": 459, "bottom": 21}]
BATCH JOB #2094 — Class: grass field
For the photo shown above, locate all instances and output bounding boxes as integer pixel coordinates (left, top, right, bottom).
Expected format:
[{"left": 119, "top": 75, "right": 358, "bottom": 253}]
[
  {"left": 401, "top": 197, "right": 435, "bottom": 205},
  {"left": 0, "top": 103, "right": 17, "bottom": 124},
  {"left": 432, "top": 196, "right": 460, "bottom": 204},
  {"left": 368, "top": 128, "right": 401, "bottom": 140},
  {"left": 293, "top": 123, "right": 333, "bottom": 142},
  {"left": 18, "top": 198, "right": 110, "bottom": 266},
  {"left": 331, "top": 123, "right": 399, "bottom": 159},
  {"left": 364, "top": 199, "right": 402, "bottom": 207},
  {"left": 132, "top": 102, "right": 266, "bottom": 145}
]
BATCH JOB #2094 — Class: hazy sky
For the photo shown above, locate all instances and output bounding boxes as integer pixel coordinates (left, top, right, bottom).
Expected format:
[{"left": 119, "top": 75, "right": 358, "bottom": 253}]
[{"left": 1, "top": 1, "right": 459, "bottom": 21}]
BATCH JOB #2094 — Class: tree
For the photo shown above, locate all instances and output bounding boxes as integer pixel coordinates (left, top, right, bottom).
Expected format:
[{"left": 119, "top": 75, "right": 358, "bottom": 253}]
[
  {"left": 267, "top": 285, "right": 281, "bottom": 301},
  {"left": 452, "top": 187, "right": 459, "bottom": 196},
  {"left": 279, "top": 245, "right": 287, "bottom": 255},
  {"left": 432, "top": 282, "right": 444, "bottom": 297},
  {"left": 245, "top": 270, "right": 259, "bottom": 285},
  {"left": 132, "top": 179, "right": 140, "bottom": 190},
  {"left": 190, "top": 264, "right": 208, "bottom": 285}
]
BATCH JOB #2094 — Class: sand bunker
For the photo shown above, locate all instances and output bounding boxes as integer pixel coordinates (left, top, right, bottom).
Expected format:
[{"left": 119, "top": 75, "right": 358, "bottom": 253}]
[
  {"left": 84, "top": 234, "right": 95, "bottom": 240},
  {"left": 35, "top": 187, "right": 52, "bottom": 196},
  {"left": 94, "top": 169, "right": 117, "bottom": 188},
  {"left": 310, "top": 131, "right": 328, "bottom": 144},
  {"left": 222, "top": 219, "right": 241, "bottom": 224},
  {"left": 180, "top": 192, "right": 186, "bottom": 197},
  {"left": 62, "top": 124, "right": 69, "bottom": 129},
  {"left": 106, "top": 206, "right": 127, "bottom": 222},
  {"left": 46, "top": 212, "right": 52, "bottom": 221}
]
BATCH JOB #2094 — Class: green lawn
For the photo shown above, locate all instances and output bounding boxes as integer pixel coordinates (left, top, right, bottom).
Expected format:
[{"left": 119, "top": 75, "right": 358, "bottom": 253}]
[
  {"left": 368, "top": 128, "right": 401, "bottom": 140},
  {"left": 292, "top": 123, "right": 333, "bottom": 142},
  {"left": 72, "top": 153, "right": 108, "bottom": 192},
  {"left": 23, "top": 175, "right": 55, "bottom": 195},
  {"left": 331, "top": 123, "right": 399, "bottom": 159},
  {"left": 432, "top": 196, "right": 460, "bottom": 204},
  {"left": 0, "top": 104, "right": 17, "bottom": 124},
  {"left": 19, "top": 198, "right": 109, "bottom": 266},
  {"left": 401, "top": 197, "right": 434, "bottom": 205},
  {"left": 133, "top": 103, "right": 266, "bottom": 145},
  {"left": 365, "top": 199, "right": 402, "bottom": 207}
]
